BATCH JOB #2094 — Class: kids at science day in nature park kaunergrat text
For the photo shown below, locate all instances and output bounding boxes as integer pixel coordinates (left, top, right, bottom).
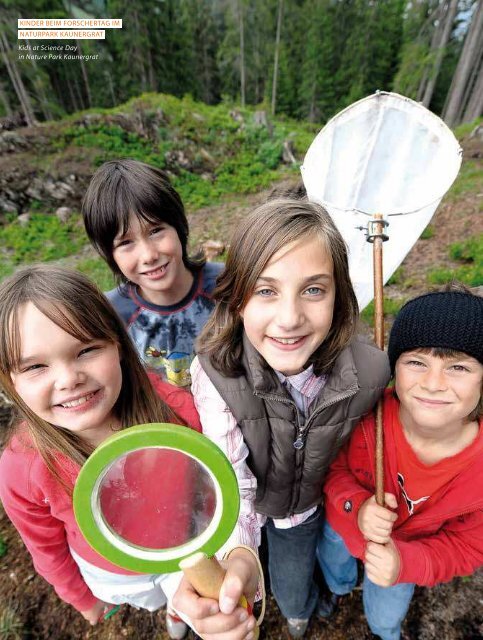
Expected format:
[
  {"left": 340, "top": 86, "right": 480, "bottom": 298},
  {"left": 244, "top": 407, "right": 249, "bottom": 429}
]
[
  {"left": 82, "top": 159, "right": 223, "bottom": 389},
  {"left": 318, "top": 284, "right": 483, "bottom": 640},
  {"left": 0, "top": 266, "right": 261, "bottom": 640},
  {"left": 184, "top": 197, "right": 391, "bottom": 639}
]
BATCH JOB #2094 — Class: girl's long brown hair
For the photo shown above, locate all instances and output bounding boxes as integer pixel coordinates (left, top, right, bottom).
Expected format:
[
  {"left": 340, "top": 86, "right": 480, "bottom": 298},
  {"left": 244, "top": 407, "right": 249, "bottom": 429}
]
[
  {"left": 198, "top": 197, "right": 359, "bottom": 376},
  {"left": 0, "top": 265, "right": 182, "bottom": 491}
]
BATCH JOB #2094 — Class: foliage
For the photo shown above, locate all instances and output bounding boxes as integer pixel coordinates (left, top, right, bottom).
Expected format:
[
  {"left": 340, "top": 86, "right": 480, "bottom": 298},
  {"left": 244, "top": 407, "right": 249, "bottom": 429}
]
[
  {"left": 454, "top": 117, "right": 483, "bottom": 139},
  {"left": 0, "top": 214, "right": 88, "bottom": 279},
  {"left": 75, "top": 257, "right": 116, "bottom": 292},
  {"left": 420, "top": 225, "right": 434, "bottom": 240},
  {"left": 387, "top": 266, "right": 405, "bottom": 285},
  {"left": 0, "top": 604, "right": 23, "bottom": 640},
  {"left": 0, "top": 536, "right": 6, "bottom": 558},
  {"left": 54, "top": 94, "right": 313, "bottom": 210},
  {"left": 2, "top": 0, "right": 477, "bottom": 125},
  {"left": 360, "top": 296, "right": 406, "bottom": 325},
  {"left": 427, "top": 234, "right": 483, "bottom": 287},
  {"left": 447, "top": 159, "right": 482, "bottom": 200}
]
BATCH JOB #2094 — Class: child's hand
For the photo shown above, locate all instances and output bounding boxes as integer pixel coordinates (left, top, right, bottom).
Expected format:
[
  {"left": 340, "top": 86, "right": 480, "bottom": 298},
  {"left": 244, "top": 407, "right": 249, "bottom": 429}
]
[
  {"left": 80, "top": 599, "right": 109, "bottom": 625},
  {"left": 364, "top": 538, "right": 400, "bottom": 587},
  {"left": 172, "top": 548, "right": 259, "bottom": 639},
  {"left": 357, "top": 494, "right": 398, "bottom": 543}
]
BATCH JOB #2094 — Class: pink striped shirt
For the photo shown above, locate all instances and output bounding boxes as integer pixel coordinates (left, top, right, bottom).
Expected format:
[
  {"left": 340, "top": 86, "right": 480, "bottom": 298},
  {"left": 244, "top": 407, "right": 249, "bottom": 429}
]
[{"left": 190, "top": 358, "right": 327, "bottom": 543}]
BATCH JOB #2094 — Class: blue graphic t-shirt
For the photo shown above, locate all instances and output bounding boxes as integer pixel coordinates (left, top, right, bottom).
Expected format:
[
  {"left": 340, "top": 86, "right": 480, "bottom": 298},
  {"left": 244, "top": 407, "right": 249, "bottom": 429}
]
[{"left": 107, "top": 262, "right": 223, "bottom": 387}]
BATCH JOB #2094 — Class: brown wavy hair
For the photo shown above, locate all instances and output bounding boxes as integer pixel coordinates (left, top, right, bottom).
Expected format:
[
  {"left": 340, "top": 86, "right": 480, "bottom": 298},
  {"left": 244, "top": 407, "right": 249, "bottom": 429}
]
[
  {"left": 197, "top": 198, "right": 359, "bottom": 376},
  {"left": 0, "top": 265, "right": 182, "bottom": 491}
]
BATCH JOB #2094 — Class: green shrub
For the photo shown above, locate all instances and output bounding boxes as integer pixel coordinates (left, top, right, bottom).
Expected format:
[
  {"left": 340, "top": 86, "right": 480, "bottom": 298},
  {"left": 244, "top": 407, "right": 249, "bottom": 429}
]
[
  {"left": 420, "top": 225, "right": 434, "bottom": 240},
  {"left": 360, "top": 297, "right": 405, "bottom": 326},
  {"left": 427, "top": 265, "right": 482, "bottom": 287},
  {"left": 75, "top": 257, "right": 116, "bottom": 291},
  {"left": 449, "top": 235, "right": 482, "bottom": 263},
  {"left": 387, "top": 267, "right": 404, "bottom": 285},
  {"left": 427, "top": 234, "right": 483, "bottom": 287},
  {"left": 0, "top": 214, "right": 89, "bottom": 282}
]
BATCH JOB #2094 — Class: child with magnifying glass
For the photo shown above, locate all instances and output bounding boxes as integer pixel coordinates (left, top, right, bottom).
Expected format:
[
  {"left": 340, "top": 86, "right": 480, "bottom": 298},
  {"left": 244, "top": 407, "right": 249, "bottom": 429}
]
[{"left": 0, "top": 265, "right": 259, "bottom": 640}]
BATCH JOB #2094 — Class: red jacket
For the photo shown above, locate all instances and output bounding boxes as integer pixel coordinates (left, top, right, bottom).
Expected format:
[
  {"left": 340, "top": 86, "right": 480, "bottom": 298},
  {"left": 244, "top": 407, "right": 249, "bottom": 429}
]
[
  {"left": 0, "top": 375, "right": 201, "bottom": 612},
  {"left": 324, "top": 390, "right": 483, "bottom": 587}
]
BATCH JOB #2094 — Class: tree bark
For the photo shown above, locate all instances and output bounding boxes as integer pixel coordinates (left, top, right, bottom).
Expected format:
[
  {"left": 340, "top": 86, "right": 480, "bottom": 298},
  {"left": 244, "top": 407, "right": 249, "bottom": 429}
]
[
  {"left": 76, "top": 40, "right": 92, "bottom": 108},
  {"left": 132, "top": 9, "right": 147, "bottom": 92},
  {"left": 238, "top": 0, "right": 246, "bottom": 106},
  {"left": 443, "top": 0, "right": 483, "bottom": 126},
  {"left": 0, "top": 80, "right": 12, "bottom": 116},
  {"left": 462, "top": 39, "right": 483, "bottom": 122},
  {"left": 422, "top": 0, "right": 458, "bottom": 108},
  {"left": 0, "top": 27, "right": 37, "bottom": 126},
  {"left": 27, "top": 39, "right": 53, "bottom": 120},
  {"left": 271, "top": 0, "right": 283, "bottom": 115}
]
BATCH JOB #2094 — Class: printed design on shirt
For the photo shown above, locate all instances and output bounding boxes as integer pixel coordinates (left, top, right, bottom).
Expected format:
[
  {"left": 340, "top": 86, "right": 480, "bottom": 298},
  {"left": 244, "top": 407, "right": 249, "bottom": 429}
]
[
  {"left": 397, "top": 472, "right": 429, "bottom": 516},
  {"left": 145, "top": 346, "right": 192, "bottom": 387}
]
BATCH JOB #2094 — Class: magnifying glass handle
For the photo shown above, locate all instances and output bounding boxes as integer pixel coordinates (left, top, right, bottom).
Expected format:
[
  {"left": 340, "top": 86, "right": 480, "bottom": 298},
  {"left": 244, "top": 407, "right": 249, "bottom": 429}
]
[{"left": 180, "top": 552, "right": 259, "bottom": 639}]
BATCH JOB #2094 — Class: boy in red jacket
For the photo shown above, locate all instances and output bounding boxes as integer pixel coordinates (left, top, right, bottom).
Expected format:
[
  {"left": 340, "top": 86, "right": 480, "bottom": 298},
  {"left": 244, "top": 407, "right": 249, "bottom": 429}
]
[{"left": 317, "top": 286, "right": 483, "bottom": 640}]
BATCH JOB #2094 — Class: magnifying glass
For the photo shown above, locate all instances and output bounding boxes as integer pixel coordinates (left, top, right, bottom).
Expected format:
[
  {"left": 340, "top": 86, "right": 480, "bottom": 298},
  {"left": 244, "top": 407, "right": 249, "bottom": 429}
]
[{"left": 73, "top": 423, "right": 256, "bottom": 629}]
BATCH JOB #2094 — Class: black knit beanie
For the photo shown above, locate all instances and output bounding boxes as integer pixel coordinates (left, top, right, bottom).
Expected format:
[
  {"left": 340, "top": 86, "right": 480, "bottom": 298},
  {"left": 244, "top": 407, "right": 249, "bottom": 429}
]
[{"left": 388, "top": 291, "right": 483, "bottom": 372}]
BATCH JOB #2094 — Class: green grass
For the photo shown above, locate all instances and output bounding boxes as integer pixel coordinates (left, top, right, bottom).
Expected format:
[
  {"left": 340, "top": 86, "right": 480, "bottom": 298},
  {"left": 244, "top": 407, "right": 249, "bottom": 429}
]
[
  {"left": 0, "top": 605, "right": 23, "bottom": 640},
  {"left": 0, "top": 536, "right": 6, "bottom": 558},
  {"left": 427, "top": 264, "right": 482, "bottom": 287},
  {"left": 0, "top": 213, "right": 89, "bottom": 280},
  {"left": 420, "top": 224, "right": 434, "bottom": 240},
  {"left": 427, "top": 234, "right": 483, "bottom": 287},
  {"left": 53, "top": 93, "right": 314, "bottom": 211},
  {"left": 453, "top": 117, "right": 482, "bottom": 140},
  {"left": 75, "top": 257, "right": 116, "bottom": 292},
  {"left": 447, "top": 159, "right": 482, "bottom": 201},
  {"left": 386, "top": 267, "right": 405, "bottom": 286},
  {"left": 360, "top": 297, "right": 406, "bottom": 326}
]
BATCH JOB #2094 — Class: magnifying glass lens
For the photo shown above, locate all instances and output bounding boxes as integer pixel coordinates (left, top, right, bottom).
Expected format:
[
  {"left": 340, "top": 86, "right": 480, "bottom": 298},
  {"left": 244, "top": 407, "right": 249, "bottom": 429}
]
[{"left": 98, "top": 448, "right": 217, "bottom": 550}]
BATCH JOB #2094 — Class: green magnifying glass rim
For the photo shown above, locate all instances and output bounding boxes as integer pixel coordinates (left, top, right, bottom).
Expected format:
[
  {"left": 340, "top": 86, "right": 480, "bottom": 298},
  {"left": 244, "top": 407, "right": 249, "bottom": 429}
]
[{"left": 73, "top": 423, "right": 240, "bottom": 573}]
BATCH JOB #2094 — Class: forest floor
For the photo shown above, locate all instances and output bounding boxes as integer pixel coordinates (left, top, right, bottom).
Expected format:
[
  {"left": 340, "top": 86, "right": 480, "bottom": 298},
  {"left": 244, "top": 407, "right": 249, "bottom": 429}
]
[{"left": 0, "top": 132, "right": 482, "bottom": 640}]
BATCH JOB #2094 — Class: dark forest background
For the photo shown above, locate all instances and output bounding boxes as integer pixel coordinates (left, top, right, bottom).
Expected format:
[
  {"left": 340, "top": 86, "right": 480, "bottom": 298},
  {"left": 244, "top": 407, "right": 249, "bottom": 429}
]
[{"left": 0, "top": 0, "right": 482, "bottom": 130}]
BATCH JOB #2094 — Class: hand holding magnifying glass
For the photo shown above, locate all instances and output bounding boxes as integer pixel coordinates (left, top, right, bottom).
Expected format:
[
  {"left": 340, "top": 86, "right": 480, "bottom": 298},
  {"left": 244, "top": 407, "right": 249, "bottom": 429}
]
[{"left": 73, "top": 423, "right": 262, "bottom": 638}]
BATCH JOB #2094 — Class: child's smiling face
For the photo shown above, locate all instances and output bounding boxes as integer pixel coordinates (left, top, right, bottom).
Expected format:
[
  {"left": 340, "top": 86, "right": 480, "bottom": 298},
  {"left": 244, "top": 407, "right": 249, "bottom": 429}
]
[
  {"left": 112, "top": 213, "right": 193, "bottom": 306},
  {"left": 11, "top": 302, "right": 123, "bottom": 447},
  {"left": 396, "top": 349, "right": 483, "bottom": 436},
  {"left": 240, "top": 235, "right": 335, "bottom": 376}
]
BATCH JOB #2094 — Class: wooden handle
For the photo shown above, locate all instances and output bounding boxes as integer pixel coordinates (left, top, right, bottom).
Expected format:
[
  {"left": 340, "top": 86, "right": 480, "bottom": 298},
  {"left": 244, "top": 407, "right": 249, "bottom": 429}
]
[
  {"left": 180, "top": 552, "right": 226, "bottom": 600},
  {"left": 375, "top": 397, "right": 385, "bottom": 506},
  {"left": 179, "top": 552, "right": 259, "bottom": 638},
  {"left": 372, "top": 214, "right": 385, "bottom": 507}
]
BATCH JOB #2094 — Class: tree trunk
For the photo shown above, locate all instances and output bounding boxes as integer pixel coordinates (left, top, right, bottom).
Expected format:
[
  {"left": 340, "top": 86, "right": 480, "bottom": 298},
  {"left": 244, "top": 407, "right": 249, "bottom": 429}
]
[
  {"left": 422, "top": 0, "right": 458, "bottom": 108},
  {"left": 0, "top": 27, "right": 37, "bottom": 126},
  {"left": 76, "top": 40, "right": 92, "bottom": 108},
  {"left": 271, "top": 0, "right": 283, "bottom": 115},
  {"left": 461, "top": 38, "right": 483, "bottom": 122},
  {"left": 443, "top": 0, "right": 483, "bottom": 127},
  {"left": 417, "top": 0, "right": 447, "bottom": 102},
  {"left": 27, "top": 39, "right": 53, "bottom": 120},
  {"left": 132, "top": 10, "right": 147, "bottom": 92},
  {"left": 238, "top": 0, "right": 246, "bottom": 106},
  {"left": 0, "top": 81, "right": 12, "bottom": 116}
]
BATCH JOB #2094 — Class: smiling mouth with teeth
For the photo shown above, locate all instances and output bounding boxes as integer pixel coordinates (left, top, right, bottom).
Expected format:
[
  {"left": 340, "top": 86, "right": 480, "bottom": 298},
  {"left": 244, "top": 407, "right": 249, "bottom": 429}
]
[
  {"left": 58, "top": 391, "right": 96, "bottom": 409},
  {"left": 143, "top": 264, "right": 167, "bottom": 276},
  {"left": 272, "top": 337, "right": 304, "bottom": 344}
]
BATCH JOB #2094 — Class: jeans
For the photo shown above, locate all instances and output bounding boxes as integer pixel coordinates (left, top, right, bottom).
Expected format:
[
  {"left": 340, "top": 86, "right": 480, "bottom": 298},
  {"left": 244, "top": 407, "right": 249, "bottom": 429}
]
[
  {"left": 265, "top": 507, "right": 323, "bottom": 620},
  {"left": 317, "top": 521, "right": 415, "bottom": 640}
]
